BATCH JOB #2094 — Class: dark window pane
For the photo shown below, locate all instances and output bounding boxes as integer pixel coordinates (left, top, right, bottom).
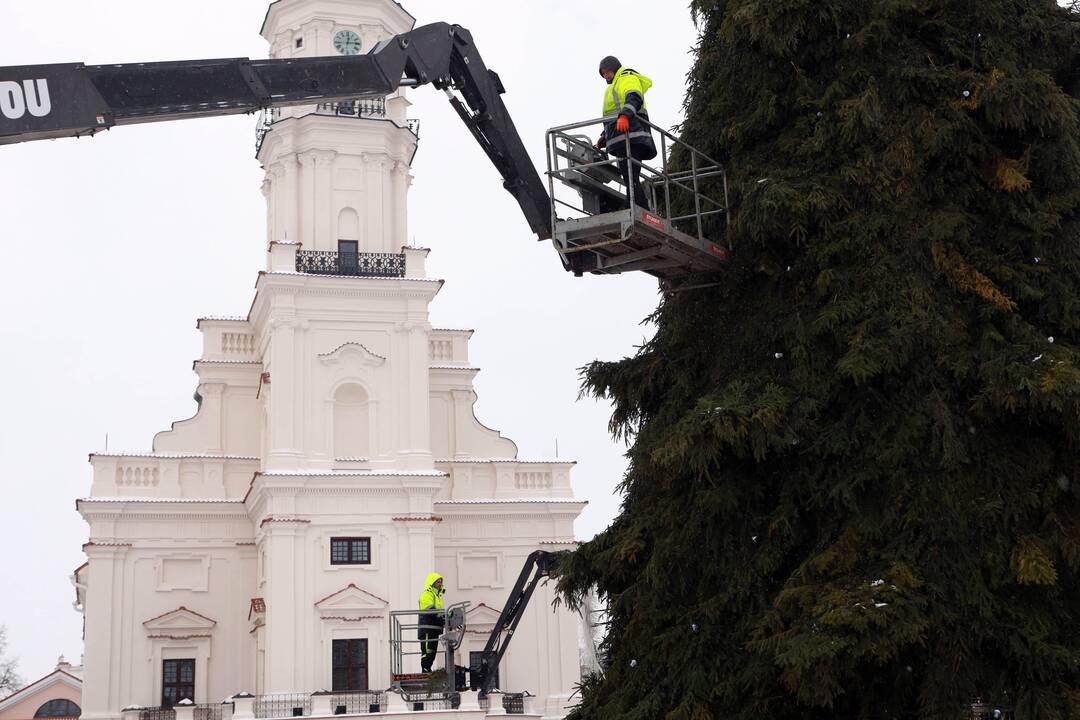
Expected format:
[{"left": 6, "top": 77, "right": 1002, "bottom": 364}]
[
  {"left": 35, "top": 700, "right": 82, "bottom": 718},
  {"left": 332, "top": 669, "right": 346, "bottom": 692},
  {"left": 330, "top": 537, "right": 370, "bottom": 565},
  {"left": 163, "top": 659, "right": 196, "bottom": 707}
]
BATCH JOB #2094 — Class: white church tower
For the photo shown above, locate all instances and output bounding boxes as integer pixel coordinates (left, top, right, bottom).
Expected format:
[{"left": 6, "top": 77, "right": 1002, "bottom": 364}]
[{"left": 75, "top": 1, "right": 585, "bottom": 718}]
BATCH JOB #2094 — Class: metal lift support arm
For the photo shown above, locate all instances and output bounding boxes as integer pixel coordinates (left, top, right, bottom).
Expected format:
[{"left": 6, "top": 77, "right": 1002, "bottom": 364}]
[
  {"left": 0, "top": 22, "right": 552, "bottom": 240},
  {"left": 474, "top": 549, "right": 560, "bottom": 696}
]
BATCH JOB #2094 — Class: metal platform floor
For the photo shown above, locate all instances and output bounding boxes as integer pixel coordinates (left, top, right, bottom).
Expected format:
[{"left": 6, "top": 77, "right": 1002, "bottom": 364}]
[{"left": 555, "top": 206, "right": 729, "bottom": 283}]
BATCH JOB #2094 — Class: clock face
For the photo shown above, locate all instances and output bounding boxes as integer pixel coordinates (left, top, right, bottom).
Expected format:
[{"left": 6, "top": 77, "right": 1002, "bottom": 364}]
[{"left": 334, "top": 30, "right": 362, "bottom": 55}]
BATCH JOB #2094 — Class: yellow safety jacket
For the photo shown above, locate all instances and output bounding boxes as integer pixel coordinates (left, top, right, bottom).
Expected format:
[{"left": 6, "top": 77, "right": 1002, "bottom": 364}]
[
  {"left": 602, "top": 66, "right": 657, "bottom": 160},
  {"left": 419, "top": 572, "right": 445, "bottom": 629}
]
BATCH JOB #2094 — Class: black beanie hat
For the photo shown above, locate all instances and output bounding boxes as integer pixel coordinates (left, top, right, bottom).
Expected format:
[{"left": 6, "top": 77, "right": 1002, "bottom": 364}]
[{"left": 598, "top": 56, "right": 621, "bottom": 75}]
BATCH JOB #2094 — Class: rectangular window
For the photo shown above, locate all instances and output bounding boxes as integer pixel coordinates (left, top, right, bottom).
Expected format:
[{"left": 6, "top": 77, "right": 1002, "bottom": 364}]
[
  {"left": 332, "top": 639, "right": 368, "bottom": 692},
  {"left": 162, "top": 659, "right": 195, "bottom": 707},
  {"left": 331, "top": 537, "right": 371, "bottom": 565},
  {"left": 469, "top": 651, "right": 499, "bottom": 690}
]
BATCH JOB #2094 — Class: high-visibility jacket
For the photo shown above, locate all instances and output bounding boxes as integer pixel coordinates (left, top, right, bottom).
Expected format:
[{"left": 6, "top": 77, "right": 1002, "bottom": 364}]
[
  {"left": 418, "top": 572, "right": 445, "bottom": 630},
  {"left": 602, "top": 66, "right": 657, "bottom": 160}
]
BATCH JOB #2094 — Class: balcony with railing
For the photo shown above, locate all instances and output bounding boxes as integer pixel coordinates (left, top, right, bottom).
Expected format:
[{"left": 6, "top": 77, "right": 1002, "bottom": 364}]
[
  {"left": 295, "top": 250, "right": 406, "bottom": 278},
  {"left": 314, "top": 98, "right": 386, "bottom": 118},
  {"left": 255, "top": 98, "right": 420, "bottom": 155}
]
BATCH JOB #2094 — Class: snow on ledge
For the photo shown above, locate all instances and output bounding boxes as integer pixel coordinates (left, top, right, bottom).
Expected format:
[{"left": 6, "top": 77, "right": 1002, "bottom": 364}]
[
  {"left": 79, "top": 497, "right": 246, "bottom": 504},
  {"left": 434, "top": 498, "right": 587, "bottom": 505}
]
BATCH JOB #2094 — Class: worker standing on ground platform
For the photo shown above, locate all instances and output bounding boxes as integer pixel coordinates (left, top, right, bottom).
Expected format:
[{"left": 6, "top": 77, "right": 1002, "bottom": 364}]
[
  {"left": 596, "top": 55, "right": 658, "bottom": 211},
  {"left": 418, "top": 572, "right": 446, "bottom": 673}
]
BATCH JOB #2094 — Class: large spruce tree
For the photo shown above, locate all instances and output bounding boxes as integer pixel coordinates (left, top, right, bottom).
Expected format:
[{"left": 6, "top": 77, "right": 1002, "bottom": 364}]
[{"left": 555, "top": 1, "right": 1080, "bottom": 718}]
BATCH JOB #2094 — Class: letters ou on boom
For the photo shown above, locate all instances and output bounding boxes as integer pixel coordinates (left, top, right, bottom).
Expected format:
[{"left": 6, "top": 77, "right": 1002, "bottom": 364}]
[{"left": 0, "top": 79, "right": 51, "bottom": 120}]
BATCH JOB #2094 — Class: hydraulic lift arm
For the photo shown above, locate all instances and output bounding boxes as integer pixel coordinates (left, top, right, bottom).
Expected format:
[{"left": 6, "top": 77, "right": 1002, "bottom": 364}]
[
  {"left": 472, "top": 549, "right": 561, "bottom": 696},
  {"left": 0, "top": 22, "right": 552, "bottom": 240}
]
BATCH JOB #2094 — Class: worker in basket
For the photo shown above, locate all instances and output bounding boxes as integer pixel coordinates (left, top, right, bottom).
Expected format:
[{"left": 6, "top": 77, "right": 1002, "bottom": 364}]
[
  {"left": 595, "top": 55, "right": 658, "bottom": 212},
  {"left": 418, "top": 572, "right": 446, "bottom": 673}
]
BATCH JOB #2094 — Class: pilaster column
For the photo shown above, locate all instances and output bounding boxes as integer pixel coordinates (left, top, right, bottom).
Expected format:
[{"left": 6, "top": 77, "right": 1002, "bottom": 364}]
[
  {"left": 298, "top": 151, "right": 317, "bottom": 248},
  {"left": 261, "top": 518, "right": 305, "bottom": 692},
  {"left": 362, "top": 153, "right": 387, "bottom": 252},
  {"left": 197, "top": 383, "right": 226, "bottom": 455},
  {"left": 268, "top": 164, "right": 286, "bottom": 245},
  {"left": 314, "top": 150, "right": 336, "bottom": 250},
  {"left": 396, "top": 322, "right": 433, "bottom": 469},
  {"left": 265, "top": 316, "right": 301, "bottom": 470},
  {"left": 282, "top": 155, "right": 300, "bottom": 244},
  {"left": 261, "top": 178, "right": 273, "bottom": 250},
  {"left": 450, "top": 389, "right": 473, "bottom": 460},
  {"left": 82, "top": 544, "right": 131, "bottom": 720},
  {"left": 392, "top": 160, "right": 409, "bottom": 249}
]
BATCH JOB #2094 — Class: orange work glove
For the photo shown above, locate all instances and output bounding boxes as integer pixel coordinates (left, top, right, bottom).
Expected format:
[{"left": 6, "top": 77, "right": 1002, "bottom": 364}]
[{"left": 616, "top": 114, "right": 630, "bottom": 133}]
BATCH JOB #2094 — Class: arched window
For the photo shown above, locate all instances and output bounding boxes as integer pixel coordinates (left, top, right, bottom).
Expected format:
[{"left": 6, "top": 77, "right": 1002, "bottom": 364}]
[
  {"left": 333, "top": 383, "right": 370, "bottom": 459},
  {"left": 35, "top": 700, "right": 81, "bottom": 718}
]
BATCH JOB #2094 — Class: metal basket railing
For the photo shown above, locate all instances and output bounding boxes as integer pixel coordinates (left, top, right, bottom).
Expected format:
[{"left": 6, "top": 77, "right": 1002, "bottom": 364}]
[
  {"left": 477, "top": 693, "right": 527, "bottom": 714},
  {"left": 253, "top": 694, "right": 309, "bottom": 719},
  {"left": 545, "top": 115, "right": 729, "bottom": 243},
  {"left": 326, "top": 692, "right": 385, "bottom": 715},
  {"left": 138, "top": 708, "right": 176, "bottom": 720}
]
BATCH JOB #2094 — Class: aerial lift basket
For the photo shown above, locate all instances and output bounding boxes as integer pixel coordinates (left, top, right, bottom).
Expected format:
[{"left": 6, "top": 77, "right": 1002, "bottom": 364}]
[
  {"left": 388, "top": 602, "right": 468, "bottom": 704},
  {"left": 545, "top": 116, "right": 731, "bottom": 288}
]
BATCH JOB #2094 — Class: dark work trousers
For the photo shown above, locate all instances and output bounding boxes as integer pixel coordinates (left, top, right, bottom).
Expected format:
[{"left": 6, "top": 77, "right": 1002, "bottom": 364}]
[
  {"left": 419, "top": 625, "right": 440, "bottom": 672},
  {"left": 617, "top": 146, "right": 651, "bottom": 211}
]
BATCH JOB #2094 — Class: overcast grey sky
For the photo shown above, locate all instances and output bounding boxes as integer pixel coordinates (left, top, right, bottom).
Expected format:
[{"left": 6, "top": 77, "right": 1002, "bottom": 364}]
[{"left": 0, "top": 0, "right": 698, "bottom": 683}]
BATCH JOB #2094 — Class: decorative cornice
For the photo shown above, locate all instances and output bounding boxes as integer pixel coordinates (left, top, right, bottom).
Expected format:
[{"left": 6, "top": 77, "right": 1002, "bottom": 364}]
[
  {"left": 318, "top": 341, "right": 387, "bottom": 367},
  {"left": 392, "top": 516, "right": 443, "bottom": 523},
  {"left": 146, "top": 634, "right": 212, "bottom": 640},
  {"left": 259, "top": 516, "right": 311, "bottom": 528},
  {"left": 143, "top": 606, "right": 217, "bottom": 627},
  {"left": 314, "top": 583, "right": 389, "bottom": 608},
  {"left": 435, "top": 458, "right": 576, "bottom": 466},
  {"left": 89, "top": 453, "right": 259, "bottom": 461}
]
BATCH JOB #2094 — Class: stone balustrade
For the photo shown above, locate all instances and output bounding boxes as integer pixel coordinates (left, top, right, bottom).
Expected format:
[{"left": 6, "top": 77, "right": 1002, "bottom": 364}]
[
  {"left": 90, "top": 454, "right": 259, "bottom": 499},
  {"left": 428, "top": 329, "right": 472, "bottom": 365},
  {"left": 198, "top": 318, "right": 259, "bottom": 362},
  {"left": 435, "top": 460, "right": 575, "bottom": 501}
]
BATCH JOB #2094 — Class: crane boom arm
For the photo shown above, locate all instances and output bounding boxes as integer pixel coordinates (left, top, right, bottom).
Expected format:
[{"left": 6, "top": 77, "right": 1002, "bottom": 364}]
[
  {"left": 473, "top": 550, "right": 561, "bottom": 696},
  {"left": 0, "top": 22, "right": 552, "bottom": 239}
]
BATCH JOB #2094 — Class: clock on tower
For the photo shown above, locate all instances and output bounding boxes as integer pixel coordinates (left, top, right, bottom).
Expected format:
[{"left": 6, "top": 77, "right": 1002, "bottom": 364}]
[{"left": 333, "top": 29, "right": 362, "bottom": 55}]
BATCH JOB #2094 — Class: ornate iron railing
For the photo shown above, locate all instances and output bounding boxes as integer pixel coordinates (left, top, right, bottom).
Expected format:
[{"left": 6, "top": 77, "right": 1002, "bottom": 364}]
[
  {"left": 327, "top": 693, "right": 385, "bottom": 715},
  {"left": 138, "top": 708, "right": 176, "bottom": 720},
  {"left": 193, "top": 705, "right": 222, "bottom": 720},
  {"left": 477, "top": 694, "right": 526, "bottom": 714},
  {"left": 315, "top": 98, "right": 386, "bottom": 118},
  {"left": 409, "top": 697, "right": 453, "bottom": 711},
  {"left": 295, "top": 250, "right": 406, "bottom": 278},
  {"left": 253, "top": 694, "right": 309, "bottom": 719}
]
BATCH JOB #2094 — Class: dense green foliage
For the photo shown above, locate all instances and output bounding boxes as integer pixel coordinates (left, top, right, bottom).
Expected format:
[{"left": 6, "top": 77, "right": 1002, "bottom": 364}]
[{"left": 555, "top": 1, "right": 1080, "bottom": 718}]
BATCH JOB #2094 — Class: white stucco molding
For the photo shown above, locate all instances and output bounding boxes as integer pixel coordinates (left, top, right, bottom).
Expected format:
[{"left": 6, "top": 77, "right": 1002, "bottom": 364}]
[
  {"left": 314, "top": 583, "right": 389, "bottom": 618},
  {"left": 142, "top": 609, "right": 215, "bottom": 705},
  {"left": 318, "top": 342, "right": 386, "bottom": 367},
  {"left": 268, "top": 240, "right": 300, "bottom": 273},
  {"left": 143, "top": 606, "right": 217, "bottom": 635}
]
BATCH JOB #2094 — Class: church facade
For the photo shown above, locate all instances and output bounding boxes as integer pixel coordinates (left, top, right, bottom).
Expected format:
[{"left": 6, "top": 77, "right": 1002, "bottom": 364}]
[{"left": 74, "top": 1, "right": 584, "bottom": 718}]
